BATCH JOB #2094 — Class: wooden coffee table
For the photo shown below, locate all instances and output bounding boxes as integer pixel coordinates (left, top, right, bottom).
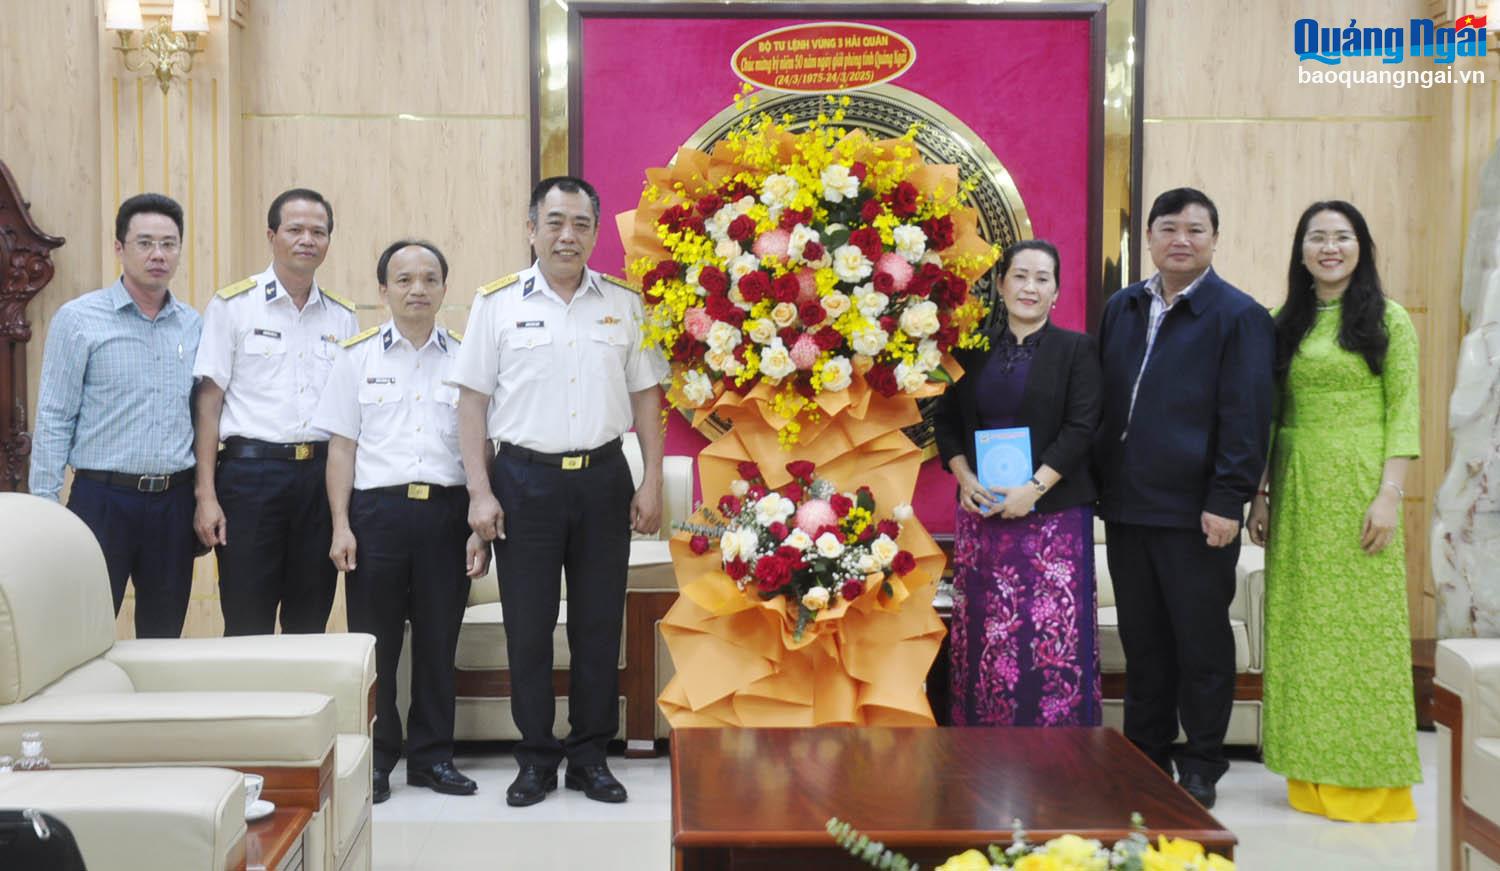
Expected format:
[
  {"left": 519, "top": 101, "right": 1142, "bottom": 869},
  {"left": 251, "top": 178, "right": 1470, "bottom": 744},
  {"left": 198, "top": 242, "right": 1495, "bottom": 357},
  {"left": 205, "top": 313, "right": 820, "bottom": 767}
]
[
  {"left": 671, "top": 727, "right": 1235, "bottom": 870},
  {"left": 247, "top": 807, "right": 311, "bottom": 871}
]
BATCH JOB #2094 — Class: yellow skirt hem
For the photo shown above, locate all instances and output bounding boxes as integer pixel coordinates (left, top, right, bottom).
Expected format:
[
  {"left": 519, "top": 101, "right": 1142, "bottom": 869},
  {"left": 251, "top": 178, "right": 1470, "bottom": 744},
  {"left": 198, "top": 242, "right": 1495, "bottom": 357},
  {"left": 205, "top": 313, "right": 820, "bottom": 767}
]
[{"left": 1287, "top": 779, "right": 1417, "bottom": 823}]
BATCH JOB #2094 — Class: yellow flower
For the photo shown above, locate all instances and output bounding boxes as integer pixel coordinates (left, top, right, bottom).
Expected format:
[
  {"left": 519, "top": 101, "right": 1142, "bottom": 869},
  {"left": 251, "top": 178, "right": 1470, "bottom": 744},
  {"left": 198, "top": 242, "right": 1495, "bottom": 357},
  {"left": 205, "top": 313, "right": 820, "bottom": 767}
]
[
  {"left": 1155, "top": 836, "right": 1205, "bottom": 864},
  {"left": 1205, "top": 855, "right": 1235, "bottom": 871},
  {"left": 1014, "top": 854, "right": 1060, "bottom": 871},
  {"left": 935, "top": 849, "right": 992, "bottom": 871},
  {"left": 1041, "top": 834, "right": 1104, "bottom": 869}
]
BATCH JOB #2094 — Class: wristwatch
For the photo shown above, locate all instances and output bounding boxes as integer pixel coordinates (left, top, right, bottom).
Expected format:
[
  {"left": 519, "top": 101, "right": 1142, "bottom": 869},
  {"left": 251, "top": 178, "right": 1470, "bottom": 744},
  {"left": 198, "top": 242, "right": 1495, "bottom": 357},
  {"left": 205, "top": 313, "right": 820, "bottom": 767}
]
[{"left": 1028, "top": 476, "right": 1048, "bottom": 493}]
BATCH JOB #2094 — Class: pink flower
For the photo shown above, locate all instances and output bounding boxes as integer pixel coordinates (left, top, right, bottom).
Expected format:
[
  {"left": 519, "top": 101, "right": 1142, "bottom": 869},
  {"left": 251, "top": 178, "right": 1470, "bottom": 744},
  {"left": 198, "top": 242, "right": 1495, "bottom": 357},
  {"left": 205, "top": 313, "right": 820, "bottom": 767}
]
[
  {"left": 752, "top": 230, "right": 790, "bottom": 259},
  {"left": 683, "top": 306, "right": 712, "bottom": 340},
  {"left": 790, "top": 334, "right": 820, "bottom": 370},
  {"left": 794, "top": 499, "right": 839, "bottom": 535},
  {"left": 794, "top": 269, "right": 819, "bottom": 305},
  {"left": 875, "top": 253, "right": 913, "bottom": 293}
]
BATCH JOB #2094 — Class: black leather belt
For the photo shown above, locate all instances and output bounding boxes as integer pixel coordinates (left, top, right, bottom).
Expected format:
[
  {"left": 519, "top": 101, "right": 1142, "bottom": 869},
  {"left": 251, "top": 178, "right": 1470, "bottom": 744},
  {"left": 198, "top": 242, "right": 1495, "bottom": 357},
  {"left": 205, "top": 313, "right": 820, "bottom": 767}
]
[
  {"left": 220, "top": 437, "right": 328, "bottom": 461},
  {"left": 363, "top": 483, "right": 465, "bottom": 501},
  {"left": 497, "top": 438, "right": 622, "bottom": 470},
  {"left": 75, "top": 468, "right": 194, "bottom": 494}
]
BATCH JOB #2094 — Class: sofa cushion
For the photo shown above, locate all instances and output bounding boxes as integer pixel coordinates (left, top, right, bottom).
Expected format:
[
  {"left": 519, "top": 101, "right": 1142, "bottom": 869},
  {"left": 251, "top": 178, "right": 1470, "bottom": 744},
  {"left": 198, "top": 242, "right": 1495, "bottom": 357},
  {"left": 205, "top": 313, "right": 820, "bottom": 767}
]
[
  {"left": 334, "top": 732, "right": 372, "bottom": 862},
  {"left": 1098, "top": 607, "right": 1250, "bottom": 674},
  {"left": 0, "top": 494, "right": 117, "bottom": 705},
  {"left": 0, "top": 766, "right": 245, "bottom": 871},
  {"left": 1468, "top": 737, "right": 1500, "bottom": 825},
  {"left": 35, "top": 658, "right": 135, "bottom": 696}
]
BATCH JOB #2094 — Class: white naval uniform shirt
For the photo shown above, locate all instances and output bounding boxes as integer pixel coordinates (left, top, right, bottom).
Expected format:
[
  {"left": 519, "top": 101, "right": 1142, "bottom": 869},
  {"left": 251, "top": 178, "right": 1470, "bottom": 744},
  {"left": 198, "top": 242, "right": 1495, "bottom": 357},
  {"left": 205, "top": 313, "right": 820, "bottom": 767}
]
[
  {"left": 193, "top": 265, "right": 359, "bottom": 443},
  {"left": 312, "top": 321, "right": 466, "bottom": 490},
  {"left": 446, "top": 264, "right": 669, "bottom": 453}
]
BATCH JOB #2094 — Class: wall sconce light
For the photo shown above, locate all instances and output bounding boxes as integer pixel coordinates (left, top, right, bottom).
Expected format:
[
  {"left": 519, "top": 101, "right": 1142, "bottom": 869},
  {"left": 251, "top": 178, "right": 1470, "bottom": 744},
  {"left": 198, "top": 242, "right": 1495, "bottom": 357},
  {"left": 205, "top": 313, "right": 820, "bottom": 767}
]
[{"left": 106, "top": 0, "right": 209, "bottom": 95}]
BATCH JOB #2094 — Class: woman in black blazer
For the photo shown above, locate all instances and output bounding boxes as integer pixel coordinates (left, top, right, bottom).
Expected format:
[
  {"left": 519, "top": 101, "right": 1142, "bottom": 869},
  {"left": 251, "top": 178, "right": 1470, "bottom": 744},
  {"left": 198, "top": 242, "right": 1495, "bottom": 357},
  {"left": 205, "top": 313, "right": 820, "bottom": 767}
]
[{"left": 933, "top": 239, "right": 1103, "bottom": 727}]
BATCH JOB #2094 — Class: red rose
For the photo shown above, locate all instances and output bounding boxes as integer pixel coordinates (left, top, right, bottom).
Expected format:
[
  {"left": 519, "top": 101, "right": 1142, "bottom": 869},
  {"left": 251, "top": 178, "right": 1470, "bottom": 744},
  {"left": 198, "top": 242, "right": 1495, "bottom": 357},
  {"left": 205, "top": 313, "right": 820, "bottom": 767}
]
[
  {"left": 891, "top": 550, "right": 917, "bottom": 576},
  {"left": 767, "top": 521, "right": 789, "bottom": 541},
  {"left": 689, "top": 534, "right": 710, "bottom": 555},
  {"left": 685, "top": 216, "right": 706, "bottom": 236},
  {"left": 727, "top": 214, "right": 756, "bottom": 242},
  {"left": 782, "top": 482, "right": 804, "bottom": 503},
  {"left": 723, "top": 181, "right": 753, "bottom": 200},
  {"left": 830, "top": 494, "right": 853, "bottom": 516},
  {"left": 841, "top": 579, "right": 865, "bottom": 601},
  {"left": 698, "top": 265, "right": 729, "bottom": 296},
  {"left": 718, "top": 494, "right": 742, "bottom": 516},
  {"left": 786, "top": 460, "right": 816, "bottom": 481},
  {"left": 865, "top": 363, "right": 899, "bottom": 397},
  {"left": 801, "top": 240, "right": 825, "bottom": 262},
  {"left": 849, "top": 162, "right": 868, "bottom": 182},
  {"left": 848, "top": 227, "right": 884, "bottom": 263},
  {"left": 747, "top": 484, "right": 768, "bottom": 500},
  {"left": 793, "top": 376, "right": 816, "bottom": 398},
  {"left": 738, "top": 461, "right": 762, "bottom": 481},
  {"left": 671, "top": 334, "right": 698, "bottom": 364},
  {"left": 814, "top": 524, "right": 842, "bottom": 542},
  {"left": 779, "top": 207, "right": 812, "bottom": 231},
  {"left": 725, "top": 558, "right": 748, "bottom": 581},
  {"left": 704, "top": 294, "right": 737, "bottom": 322},
  {"left": 921, "top": 215, "right": 955, "bottom": 250},
  {"left": 918, "top": 262, "right": 944, "bottom": 281},
  {"left": 934, "top": 325, "right": 960, "bottom": 347},
  {"left": 859, "top": 199, "right": 884, "bottom": 224},
  {"left": 888, "top": 181, "right": 920, "bottom": 218},
  {"left": 876, "top": 519, "right": 901, "bottom": 539},
  {"left": 658, "top": 204, "right": 691, "bottom": 232},
  {"left": 754, "top": 556, "right": 791, "bottom": 591},
  {"left": 799, "top": 301, "right": 826, "bottom": 327},
  {"left": 813, "top": 329, "right": 843, "bottom": 351},
  {"left": 879, "top": 315, "right": 897, "bottom": 334},
  {"left": 778, "top": 327, "right": 801, "bottom": 348},
  {"left": 858, "top": 525, "right": 877, "bottom": 543},
  {"left": 697, "top": 193, "right": 724, "bottom": 216},
  {"left": 872, "top": 272, "right": 896, "bottom": 295},
  {"left": 772, "top": 274, "right": 801, "bottom": 304},
  {"left": 726, "top": 377, "right": 754, "bottom": 395},
  {"left": 738, "top": 271, "right": 771, "bottom": 302}
]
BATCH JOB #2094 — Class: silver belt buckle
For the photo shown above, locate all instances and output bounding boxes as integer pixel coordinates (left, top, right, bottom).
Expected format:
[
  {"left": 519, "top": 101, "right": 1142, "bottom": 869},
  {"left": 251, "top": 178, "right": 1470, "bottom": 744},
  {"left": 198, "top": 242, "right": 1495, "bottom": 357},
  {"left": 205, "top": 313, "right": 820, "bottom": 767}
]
[{"left": 138, "top": 474, "right": 170, "bottom": 493}]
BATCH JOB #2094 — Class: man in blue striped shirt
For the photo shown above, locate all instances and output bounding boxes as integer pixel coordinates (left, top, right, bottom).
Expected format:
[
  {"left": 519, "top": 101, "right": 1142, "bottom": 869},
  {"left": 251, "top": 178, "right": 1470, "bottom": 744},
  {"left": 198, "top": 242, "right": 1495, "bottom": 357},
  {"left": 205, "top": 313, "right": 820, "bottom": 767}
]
[{"left": 30, "top": 193, "right": 203, "bottom": 638}]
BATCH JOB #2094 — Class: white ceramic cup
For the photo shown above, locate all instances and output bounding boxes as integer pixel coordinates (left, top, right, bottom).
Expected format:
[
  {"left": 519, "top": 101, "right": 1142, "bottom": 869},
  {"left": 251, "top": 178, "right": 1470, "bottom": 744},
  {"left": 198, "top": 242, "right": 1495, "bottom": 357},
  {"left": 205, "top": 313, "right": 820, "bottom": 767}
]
[{"left": 243, "top": 773, "right": 264, "bottom": 813}]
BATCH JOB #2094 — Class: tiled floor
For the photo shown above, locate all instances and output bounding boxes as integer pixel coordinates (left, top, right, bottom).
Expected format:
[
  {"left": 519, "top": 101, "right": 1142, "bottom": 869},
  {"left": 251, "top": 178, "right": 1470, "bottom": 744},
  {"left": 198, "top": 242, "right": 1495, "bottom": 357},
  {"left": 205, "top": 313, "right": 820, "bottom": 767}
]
[{"left": 370, "top": 731, "right": 1439, "bottom": 870}]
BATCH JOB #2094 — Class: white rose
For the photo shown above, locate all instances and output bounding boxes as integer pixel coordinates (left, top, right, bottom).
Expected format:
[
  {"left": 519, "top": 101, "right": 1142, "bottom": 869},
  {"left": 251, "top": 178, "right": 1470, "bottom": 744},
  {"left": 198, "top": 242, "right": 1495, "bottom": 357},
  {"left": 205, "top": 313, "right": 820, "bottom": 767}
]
[
  {"left": 894, "top": 361, "right": 928, "bottom": 393},
  {"left": 892, "top": 503, "right": 914, "bottom": 521},
  {"left": 916, "top": 339, "right": 943, "bottom": 372},
  {"left": 705, "top": 348, "right": 741, "bottom": 375},
  {"left": 898, "top": 300, "right": 941, "bottom": 338},
  {"left": 715, "top": 237, "right": 743, "bottom": 262},
  {"left": 821, "top": 292, "right": 851, "bottom": 319},
  {"left": 783, "top": 529, "right": 813, "bottom": 551},
  {"left": 705, "top": 208, "right": 733, "bottom": 242},
  {"left": 759, "top": 339, "right": 796, "bottom": 380},
  {"left": 728, "top": 287, "right": 752, "bottom": 311},
  {"left": 819, "top": 164, "right": 860, "bottom": 203},
  {"left": 892, "top": 224, "right": 927, "bottom": 263},
  {"left": 760, "top": 173, "right": 800, "bottom": 210},
  {"left": 735, "top": 527, "right": 761, "bottom": 561},
  {"left": 856, "top": 553, "right": 880, "bottom": 574},
  {"left": 815, "top": 532, "right": 846, "bottom": 559},
  {"left": 802, "top": 586, "right": 831, "bottom": 611},
  {"left": 755, "top": 493, "right": 794, "bottom": 526},
  {"left": 870, "top": 534, "right": 900, "bottom": 567},
  {"left": 732, "top": 195, "right": 757, "bottom": 215},
  {"left": 820, "top": 356, "right": 853, "bottom": 391},
  {"left": 832, "top": 244, "right": 874, "bottom": 284},
  {"left": 769, "top": 302, "right": 799, "bottom": 329},
  {"left": 706, "top": 321, "right": 742, "bottom": 353},
  {"left": 720, "top": 530, "right": 742, "bottom": 561},
  {"left": 787, "top": 224, "right": 820, "bottom": 261},
  {"left": 851, "top": 328, "right": 889, "bottom": 357},
  {"left": 747, "top": 318, "right": 777, "bottom": 345},
  {"left": 680, "top": 369, "right": 714, "bottom": 406},
  {"left": 728, "top": 253, "right": 761, "bottom": 283},
  {"left": 730, "top": 479, "right": 750, "bottom": 498},
  {"left": 855, "top": 290, "right": 889, "bottom": 318}
]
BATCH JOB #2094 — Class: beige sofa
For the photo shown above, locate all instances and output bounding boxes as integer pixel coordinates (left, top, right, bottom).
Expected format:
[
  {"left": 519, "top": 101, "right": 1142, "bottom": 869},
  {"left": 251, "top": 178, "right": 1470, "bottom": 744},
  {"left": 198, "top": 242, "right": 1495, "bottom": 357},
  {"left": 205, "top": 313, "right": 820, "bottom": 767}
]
[
  {"left": 1435, "top": 639, "right": 1500, "bottom": 871},
  {"left": 1093, "top": 518, "right": 1266, "bottom": 746},
  {"left": 0, "top": 492, "right": 376, "bottom": 871},
  {"left": 0, "top": 767, "right": 246, "bottom": 870}
]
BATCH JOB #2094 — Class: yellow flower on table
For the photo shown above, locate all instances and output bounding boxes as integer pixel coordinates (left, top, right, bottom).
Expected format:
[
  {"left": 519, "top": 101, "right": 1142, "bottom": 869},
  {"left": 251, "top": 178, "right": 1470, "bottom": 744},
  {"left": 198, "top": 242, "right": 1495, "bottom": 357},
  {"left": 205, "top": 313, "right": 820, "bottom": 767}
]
[{"left": 936, "top": 849, "right": 993, "bottom": 871}]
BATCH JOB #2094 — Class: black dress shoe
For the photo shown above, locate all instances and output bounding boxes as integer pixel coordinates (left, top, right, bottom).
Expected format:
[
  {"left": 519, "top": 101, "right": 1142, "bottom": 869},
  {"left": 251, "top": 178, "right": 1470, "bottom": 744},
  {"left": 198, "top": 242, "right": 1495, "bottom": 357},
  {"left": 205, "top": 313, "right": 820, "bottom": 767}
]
[
  {"left": 1178, "top": 772, "right": 1216, "bottom": 809},
  {"left": 507, "top": 764, "right": 558, "bottom": 807},
  {"left": 373, "top": 769, "right": 391, "bottom": 804},
  {"left": 565, "top": 763, "right": 628, "bottom": 803},
  {"left": 406, "top": 761, "right": 477, "bottom": 796}
]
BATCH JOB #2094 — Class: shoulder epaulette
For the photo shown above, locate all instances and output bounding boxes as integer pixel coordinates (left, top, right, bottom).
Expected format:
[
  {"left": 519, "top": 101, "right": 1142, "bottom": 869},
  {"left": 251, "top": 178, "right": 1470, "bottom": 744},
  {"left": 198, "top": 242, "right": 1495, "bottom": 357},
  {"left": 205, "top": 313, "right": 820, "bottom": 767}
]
[
  {"left": 446, "top": 328, "right": 463, "bottom": 343},
  {"left": 479, "top": 273, "right": 520, "bottom": 296},
  {"left": 339, "top": 326, "right": 380, "bottom": 349},
  {"left": 600, "top": 273, "right": 639, "bottom": 294},
  {"left": 322, "top": 289, "right": 356, "bottom": 312},
  {"left": 215, "top": 277, "right": 257, "bottom": 300}
]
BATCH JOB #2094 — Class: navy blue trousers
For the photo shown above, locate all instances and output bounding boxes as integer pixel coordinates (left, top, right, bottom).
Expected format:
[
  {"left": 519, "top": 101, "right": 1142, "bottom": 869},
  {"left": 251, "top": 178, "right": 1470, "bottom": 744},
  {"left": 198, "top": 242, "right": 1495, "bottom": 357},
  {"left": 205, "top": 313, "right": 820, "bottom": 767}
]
[
  {"left": 67, "top": 475, "right": 196, "bottom": 638},
  {"left": 346, "top": 486, "right": 471, "bottom": 771},
  {"left": 214, "top": 456, "right": 337, "bottom": 635}
]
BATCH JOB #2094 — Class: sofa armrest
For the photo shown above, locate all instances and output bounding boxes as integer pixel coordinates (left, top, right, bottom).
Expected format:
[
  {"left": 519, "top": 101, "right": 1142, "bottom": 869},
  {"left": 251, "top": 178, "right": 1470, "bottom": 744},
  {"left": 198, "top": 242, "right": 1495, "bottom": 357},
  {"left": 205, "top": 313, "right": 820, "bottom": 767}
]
[
  {"left": 661, "top": 455, "right": 694, "bottom": 538},
  {"left": 1438, "top": 639, "right": 1500, "bottom": 742},
  {"left": 0, "top": 691, "right": 337, "bottom": 766},
  {"left": 1231, "top": 545, "right": 1265, "bottom": 672},
  {"left": 105, "top": 634, "right": 375, "bottom": 736}
]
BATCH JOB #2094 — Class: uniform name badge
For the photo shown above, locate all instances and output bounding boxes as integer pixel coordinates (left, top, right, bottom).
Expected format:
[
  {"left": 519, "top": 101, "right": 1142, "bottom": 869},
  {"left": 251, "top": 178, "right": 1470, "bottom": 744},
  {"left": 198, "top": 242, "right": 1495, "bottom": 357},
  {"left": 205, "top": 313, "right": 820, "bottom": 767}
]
[{"left": 407, "top": 483, "right": 431, "bottom": 500}]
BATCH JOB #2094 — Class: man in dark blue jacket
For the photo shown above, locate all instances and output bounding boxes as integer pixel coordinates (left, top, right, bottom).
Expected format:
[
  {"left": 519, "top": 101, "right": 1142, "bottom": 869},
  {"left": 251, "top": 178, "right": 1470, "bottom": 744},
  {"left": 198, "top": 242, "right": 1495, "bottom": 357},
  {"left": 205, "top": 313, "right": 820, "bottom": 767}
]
[{"left": 1095, "top": 188, "right": 1273, "bottom": 809}]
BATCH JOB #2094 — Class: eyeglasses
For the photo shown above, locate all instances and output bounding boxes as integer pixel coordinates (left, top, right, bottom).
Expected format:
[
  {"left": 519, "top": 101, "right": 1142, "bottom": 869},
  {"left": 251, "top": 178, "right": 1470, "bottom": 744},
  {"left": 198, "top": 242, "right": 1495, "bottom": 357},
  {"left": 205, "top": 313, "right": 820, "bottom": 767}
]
[{"left": 128, "top": 238, "right": 182, "bottom": 254}]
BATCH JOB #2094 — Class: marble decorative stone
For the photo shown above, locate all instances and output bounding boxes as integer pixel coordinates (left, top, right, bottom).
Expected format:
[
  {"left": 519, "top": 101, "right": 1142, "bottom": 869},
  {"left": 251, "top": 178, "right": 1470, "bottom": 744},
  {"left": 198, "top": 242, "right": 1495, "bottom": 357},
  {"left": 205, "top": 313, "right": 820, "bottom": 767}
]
[{"left": 1434, "top": 145, "right": 1500, "bottom": 639}]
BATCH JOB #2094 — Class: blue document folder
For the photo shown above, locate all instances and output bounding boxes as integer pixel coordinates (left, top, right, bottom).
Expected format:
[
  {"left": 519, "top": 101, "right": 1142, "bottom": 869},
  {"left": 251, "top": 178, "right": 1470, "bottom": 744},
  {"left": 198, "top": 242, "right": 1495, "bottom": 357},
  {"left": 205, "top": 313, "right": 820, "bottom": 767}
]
[{"left": 975, "top": 427, "right": 1033, "bottom": 496}]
